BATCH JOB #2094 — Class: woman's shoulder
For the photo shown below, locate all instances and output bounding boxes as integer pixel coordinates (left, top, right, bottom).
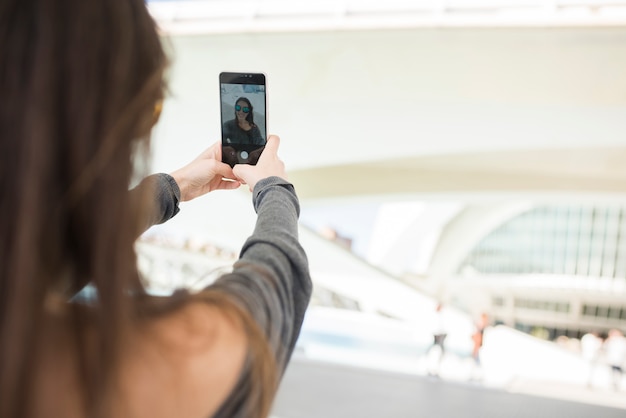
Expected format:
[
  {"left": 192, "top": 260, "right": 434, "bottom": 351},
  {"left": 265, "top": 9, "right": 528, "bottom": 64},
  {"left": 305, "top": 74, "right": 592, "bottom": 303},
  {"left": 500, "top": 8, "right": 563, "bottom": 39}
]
[
  {"left": 137, "top": 300, "right": 246, "bottom": 351},
  {"left": 36, "top": 296, "right": 248, "bottom": 418},
  {"left": 122, "top": 300, "right": 247, "bottom": 417}
]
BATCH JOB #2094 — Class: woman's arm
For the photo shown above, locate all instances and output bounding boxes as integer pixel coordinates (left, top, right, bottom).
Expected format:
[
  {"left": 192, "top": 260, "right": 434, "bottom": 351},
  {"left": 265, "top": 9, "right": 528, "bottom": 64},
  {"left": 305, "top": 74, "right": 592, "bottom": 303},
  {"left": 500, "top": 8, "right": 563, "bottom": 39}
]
[
  {"left": 211, "top": 136, "right": 312, "bottom": 369},
  {"left": 210, "top": 176, "right": 311, "bottom": 368},
  {"left": 131, "top": 142, "right": 241, "bottom": 233},
  {"left": 130, "top": 173, "right": 182, "bottom": 232},
  {"left": 129, "top": 137, "right": 310, "bottom": 418},
  {"left": 207, "top": 136, "right": 312, "bottom": 418}
]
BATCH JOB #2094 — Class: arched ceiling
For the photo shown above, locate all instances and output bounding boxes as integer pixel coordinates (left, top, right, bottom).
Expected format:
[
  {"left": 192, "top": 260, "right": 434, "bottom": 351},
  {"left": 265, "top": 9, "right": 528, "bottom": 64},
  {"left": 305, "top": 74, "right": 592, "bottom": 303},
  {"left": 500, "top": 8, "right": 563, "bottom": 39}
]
[
  {"left": 153, "top": 27, "right": 626, "bottom": 183},
  {"left": 288, "top": 147, "right": 626, "bottom": 200},
  {"left": 149, "top": 25, "right": 626, "bottom": 256}
]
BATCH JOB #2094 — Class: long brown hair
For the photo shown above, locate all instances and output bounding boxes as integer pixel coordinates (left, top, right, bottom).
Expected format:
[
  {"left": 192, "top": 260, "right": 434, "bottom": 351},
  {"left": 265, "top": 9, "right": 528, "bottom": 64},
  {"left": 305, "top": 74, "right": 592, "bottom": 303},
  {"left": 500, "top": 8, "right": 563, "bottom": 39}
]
[{"left": 0, "top": 1, "right": 275, "bottom": 417}]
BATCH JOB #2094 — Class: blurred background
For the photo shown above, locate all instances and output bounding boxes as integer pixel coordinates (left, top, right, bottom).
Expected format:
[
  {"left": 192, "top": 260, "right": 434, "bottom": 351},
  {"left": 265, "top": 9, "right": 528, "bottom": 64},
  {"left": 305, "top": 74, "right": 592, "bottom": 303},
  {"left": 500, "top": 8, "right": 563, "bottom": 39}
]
[{"left": 139, "top": 1, "right": 626, "bottom": 417}]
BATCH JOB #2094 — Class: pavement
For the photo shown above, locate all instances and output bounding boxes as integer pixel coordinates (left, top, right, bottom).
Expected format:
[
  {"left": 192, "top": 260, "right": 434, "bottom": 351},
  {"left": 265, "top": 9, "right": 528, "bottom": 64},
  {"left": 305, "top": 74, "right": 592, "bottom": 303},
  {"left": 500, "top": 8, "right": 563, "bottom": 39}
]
[
  {"left": 272, "top": 355, "right": 626, "bottom": 418},
  {"left": 270, "top": 307, "right": 626, "bottom": 417}
]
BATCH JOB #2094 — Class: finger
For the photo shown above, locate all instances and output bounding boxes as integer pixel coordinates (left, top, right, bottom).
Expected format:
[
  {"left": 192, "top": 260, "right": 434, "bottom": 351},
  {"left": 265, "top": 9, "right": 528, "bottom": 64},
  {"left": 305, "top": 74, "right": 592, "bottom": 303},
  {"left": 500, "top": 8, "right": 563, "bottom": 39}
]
[
  {"left": 232, "top": 164, "right": 249, "bottom": 179},
  {"left": 211, "top": 141, "right": 222, "bottom": 160},
  {"left": 212, "top": 161, "right": 237, "bottom": 180},
  {"left": 200, "top": 141, "right": 222, "bottom": 160},
  {"left": 263, "top": 135, "right": 280, "bottom": 156}
]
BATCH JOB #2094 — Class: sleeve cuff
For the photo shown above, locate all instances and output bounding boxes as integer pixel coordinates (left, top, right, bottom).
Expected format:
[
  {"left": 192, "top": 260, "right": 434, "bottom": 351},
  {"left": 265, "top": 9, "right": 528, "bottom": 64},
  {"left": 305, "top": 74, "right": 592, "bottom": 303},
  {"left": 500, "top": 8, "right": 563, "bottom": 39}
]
[{"left": 154, "top": 173, "right": 181, "bottom": 224}]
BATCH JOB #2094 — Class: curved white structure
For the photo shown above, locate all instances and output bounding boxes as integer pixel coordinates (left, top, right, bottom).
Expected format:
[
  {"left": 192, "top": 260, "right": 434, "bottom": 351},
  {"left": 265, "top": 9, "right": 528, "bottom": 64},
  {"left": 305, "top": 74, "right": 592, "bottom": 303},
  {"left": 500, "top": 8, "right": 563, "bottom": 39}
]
[{"left": 145, "top": 2, "right": 626, "bottom": 341}]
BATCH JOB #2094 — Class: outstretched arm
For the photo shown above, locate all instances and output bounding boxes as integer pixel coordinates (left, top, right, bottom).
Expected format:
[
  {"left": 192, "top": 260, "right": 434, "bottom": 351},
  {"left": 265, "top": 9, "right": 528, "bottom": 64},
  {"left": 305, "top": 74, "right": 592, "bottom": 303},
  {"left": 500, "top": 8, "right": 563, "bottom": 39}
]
[
  {"left": 131, "top": 142, "right": 241, "bottom": 232},
  {"left": 213, "top": 135, "right": 311, "bottom": 366}
]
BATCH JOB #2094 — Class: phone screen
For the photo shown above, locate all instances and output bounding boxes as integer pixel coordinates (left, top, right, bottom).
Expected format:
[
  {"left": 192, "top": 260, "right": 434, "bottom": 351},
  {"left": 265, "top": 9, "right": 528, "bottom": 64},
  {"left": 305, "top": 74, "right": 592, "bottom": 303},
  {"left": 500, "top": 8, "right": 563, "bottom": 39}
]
[{"left": 219, "top": 72, "right": 267, "bottom": 167}]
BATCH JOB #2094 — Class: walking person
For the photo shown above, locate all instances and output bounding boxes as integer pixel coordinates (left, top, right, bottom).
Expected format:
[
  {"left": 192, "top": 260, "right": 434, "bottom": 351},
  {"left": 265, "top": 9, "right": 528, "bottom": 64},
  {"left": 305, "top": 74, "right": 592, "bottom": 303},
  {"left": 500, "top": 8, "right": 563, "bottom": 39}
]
[
  {"left": 426, "top": 303, "right": 447, "bottom": 377},
  {"left": 604, "top": 329, "right": 626, "bottom": 391},
  {"left": 470, "top": 312, "right": 489, "bottom": 381},
  {"left": 580, "top": 331, "right": 603, "bottom": 387}
]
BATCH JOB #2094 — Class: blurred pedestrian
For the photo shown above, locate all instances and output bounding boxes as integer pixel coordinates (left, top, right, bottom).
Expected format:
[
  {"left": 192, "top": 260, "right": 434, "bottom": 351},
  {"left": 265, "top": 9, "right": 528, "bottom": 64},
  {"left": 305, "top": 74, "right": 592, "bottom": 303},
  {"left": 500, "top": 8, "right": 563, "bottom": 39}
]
[
  {"left": 472, "top": 312, "right": 489, "bottom": 365},
  {"left": 580, "top": 331, "right": 602, "bottom": 387},
  {"left": 604, "top": 329, "right": 626, "bottom": 391},
  {"left": 469, "top": 312, "right": 489, "bottom": 381},
  {"left": 426, "top": 303, "right": 447, "bottom": 377}
]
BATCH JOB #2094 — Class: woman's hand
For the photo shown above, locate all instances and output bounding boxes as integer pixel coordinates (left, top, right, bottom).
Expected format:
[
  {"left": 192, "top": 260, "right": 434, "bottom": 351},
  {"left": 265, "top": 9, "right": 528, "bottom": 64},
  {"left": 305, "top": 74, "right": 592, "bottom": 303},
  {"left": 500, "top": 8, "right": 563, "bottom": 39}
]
[
  {"left": 233, "top": 135, "right": 287, "bottom": 191},
  {"left": 170, "top": 142, "right": 241, "bottom": 201}
]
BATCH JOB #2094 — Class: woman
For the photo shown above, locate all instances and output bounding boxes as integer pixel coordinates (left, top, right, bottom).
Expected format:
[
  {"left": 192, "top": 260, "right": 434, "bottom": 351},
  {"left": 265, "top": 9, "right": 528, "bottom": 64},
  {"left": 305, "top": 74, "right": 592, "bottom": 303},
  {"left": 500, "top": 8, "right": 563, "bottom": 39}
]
[
  {"left": 222, "top": 97, "right": 265, "bottom": 145},
  {"left": 0, "top": 1, "right": 311, "bottom": 418}
]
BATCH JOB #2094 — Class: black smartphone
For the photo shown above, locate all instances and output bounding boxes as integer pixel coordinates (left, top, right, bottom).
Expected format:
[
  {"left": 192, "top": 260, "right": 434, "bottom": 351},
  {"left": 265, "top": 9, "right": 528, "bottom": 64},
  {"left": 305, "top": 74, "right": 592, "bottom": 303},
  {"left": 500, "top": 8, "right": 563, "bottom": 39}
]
[{"left": 219, "top": 72, "right": 267, "bottom": 167}]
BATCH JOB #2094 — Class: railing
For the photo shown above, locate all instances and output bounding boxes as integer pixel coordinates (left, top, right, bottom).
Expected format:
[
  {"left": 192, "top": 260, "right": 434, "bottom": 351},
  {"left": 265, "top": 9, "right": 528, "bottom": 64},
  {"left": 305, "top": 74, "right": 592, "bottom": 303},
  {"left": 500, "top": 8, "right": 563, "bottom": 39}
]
[{"left": 136, "top": 237, "right": 237, "bottom": 295}]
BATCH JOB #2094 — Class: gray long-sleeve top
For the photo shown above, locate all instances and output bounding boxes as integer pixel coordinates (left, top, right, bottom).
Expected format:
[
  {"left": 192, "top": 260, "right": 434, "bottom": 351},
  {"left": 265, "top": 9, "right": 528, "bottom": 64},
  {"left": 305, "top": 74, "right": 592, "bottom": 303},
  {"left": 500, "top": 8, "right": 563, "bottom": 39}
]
[
  {"left": 211, "top": 176, "right": 312, "bottom": 417},
  {"left": 137, "top": 174, "right": 312, "bottom": 417},
  {"left": 222, "top": 119, "right": 265, "bottom": 146}
]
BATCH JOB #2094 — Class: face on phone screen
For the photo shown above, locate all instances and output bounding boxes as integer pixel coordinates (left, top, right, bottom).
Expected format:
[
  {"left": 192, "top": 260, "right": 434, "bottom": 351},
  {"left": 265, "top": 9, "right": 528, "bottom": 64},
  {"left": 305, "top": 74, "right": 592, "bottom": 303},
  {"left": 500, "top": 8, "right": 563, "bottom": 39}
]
[{"left": 220, "top": 72, "right": 267, "bottom": 167}]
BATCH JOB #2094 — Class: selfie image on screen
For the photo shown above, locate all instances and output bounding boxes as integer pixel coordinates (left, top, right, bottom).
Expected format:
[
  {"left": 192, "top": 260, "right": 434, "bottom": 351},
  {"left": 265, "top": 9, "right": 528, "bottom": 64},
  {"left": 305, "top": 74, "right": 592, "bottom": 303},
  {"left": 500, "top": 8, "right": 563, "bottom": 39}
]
[{"left": 220, "top": 81, "right": 266, "bottom": 167}]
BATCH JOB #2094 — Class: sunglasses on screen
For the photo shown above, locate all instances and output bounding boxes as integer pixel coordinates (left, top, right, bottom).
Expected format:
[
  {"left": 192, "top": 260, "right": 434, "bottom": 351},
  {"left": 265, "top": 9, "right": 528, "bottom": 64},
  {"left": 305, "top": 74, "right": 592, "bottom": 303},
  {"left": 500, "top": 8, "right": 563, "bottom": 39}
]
[{"left": 235, "top": 105, "right": 250, "bottom": 113}]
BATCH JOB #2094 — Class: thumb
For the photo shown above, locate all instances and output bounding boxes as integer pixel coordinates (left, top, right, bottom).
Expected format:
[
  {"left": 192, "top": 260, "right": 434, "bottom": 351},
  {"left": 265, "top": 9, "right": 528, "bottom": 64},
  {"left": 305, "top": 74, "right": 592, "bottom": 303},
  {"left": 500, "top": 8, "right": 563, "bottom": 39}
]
[
  {"left": 212, "top": 160, "right": 237, "bottom": 180},
  {"left": 232, "top": 163, "right": 252, "bottom": 181},
  {"left": 263, "top": 135, "right": 280, "bottom": 156}
]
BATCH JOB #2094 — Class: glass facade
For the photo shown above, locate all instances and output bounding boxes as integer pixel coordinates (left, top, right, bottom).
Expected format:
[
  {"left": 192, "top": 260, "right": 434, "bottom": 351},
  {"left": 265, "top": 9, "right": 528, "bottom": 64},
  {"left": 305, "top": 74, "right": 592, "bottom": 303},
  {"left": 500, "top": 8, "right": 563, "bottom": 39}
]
[
  {"left": 459, "top": 206, "right": 626, "bottom": 279},
  {"left": 464, "top": 205, "right": 626, "bottom": 338},
  {"left": 582, "top": 304, "right": 626, "bottom": 320}
]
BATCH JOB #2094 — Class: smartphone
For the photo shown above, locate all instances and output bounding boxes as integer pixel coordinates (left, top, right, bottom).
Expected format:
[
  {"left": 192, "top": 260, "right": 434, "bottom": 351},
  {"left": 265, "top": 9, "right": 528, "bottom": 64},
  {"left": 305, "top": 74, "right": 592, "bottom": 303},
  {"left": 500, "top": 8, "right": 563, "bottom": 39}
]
[{"left": 219, "top": 72, "right": 267, "bottom": 167}]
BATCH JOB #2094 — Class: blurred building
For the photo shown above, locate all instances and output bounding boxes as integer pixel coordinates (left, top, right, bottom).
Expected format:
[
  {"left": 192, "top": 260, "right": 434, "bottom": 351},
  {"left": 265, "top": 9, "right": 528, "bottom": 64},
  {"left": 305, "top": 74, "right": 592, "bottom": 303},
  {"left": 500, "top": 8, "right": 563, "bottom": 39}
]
[
  {"left": 145, "top": 0, "right": 626, "bottom": 342},
  {"left": 410, "top": 203, "right": 626, "bottom": 339}
]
